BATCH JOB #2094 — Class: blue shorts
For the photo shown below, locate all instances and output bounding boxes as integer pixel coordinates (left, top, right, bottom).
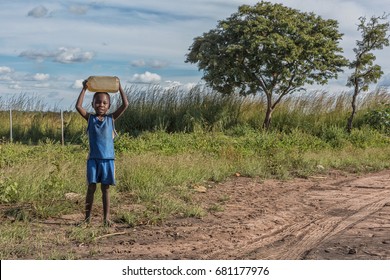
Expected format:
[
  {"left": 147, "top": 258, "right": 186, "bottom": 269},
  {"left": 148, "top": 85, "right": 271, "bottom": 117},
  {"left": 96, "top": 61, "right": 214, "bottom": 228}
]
[{"left": 87, "top": 159, "right": 116, "bottom": 185}]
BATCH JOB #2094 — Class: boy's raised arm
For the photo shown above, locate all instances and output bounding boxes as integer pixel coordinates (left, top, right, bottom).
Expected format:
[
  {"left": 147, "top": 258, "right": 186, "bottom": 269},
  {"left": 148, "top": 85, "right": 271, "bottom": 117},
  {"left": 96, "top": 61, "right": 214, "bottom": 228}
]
[
  {"left": 75, "top": 80, "right": 90, "bottom": 121},
  {"left": 112, "top": 81, "right": 129, "bottom": 120}
]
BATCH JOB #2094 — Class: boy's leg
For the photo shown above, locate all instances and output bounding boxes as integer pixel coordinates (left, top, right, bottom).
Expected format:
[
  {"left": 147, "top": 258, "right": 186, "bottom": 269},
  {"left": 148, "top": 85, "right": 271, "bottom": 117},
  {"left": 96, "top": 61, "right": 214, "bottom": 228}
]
[
  {"left": 85, "top": 183, "right": 97, "bottom": 222},
  {"left": 101, "top": 184, "right": 111, "bottom": 225}
]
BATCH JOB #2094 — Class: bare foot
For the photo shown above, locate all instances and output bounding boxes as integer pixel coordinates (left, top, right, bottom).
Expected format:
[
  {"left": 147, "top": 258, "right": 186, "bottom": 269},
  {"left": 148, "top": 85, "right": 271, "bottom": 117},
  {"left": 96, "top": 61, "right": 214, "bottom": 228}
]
[{"left": 103, "top": 219, "right": 115, "bottom": 228}]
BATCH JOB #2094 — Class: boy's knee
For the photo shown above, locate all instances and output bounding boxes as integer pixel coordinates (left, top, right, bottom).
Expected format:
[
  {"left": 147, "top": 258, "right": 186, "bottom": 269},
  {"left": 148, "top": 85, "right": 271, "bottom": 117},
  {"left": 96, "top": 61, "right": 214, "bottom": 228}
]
[{"left": 88, "top": 183, "right": 97, "bottom": 192}]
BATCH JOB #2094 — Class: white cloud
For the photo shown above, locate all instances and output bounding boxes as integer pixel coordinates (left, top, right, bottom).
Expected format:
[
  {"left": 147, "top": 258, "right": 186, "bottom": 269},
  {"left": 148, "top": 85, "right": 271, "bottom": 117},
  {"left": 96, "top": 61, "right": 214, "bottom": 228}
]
[
  {"left": 19, "top": 47, "right": 94, "bottom": 64},
  {"left": 27, "top": 6, "right": 48, "bottom": 18},
  {"left": 164, "top": 80, "right": 182, "bottom": 88},
  {"left": 54, "top": 47, "right": 94, "bottom": 64},
  {"left": 148, "top": 59, "right": 169, "bottom": 69},
  {"left": 19, "top": 50, "right": 50, "bottom": 63},
  {"left": 163, "top": 80, "right": 198, "bottom": 91},
  {"left": 34, "top": 73, "right": 50, "bottom": 81},
  {"left": 131, "top": 59, "right": 146, "bottom": 67},
  {"left": 182, "top": 82, "right": 197, "bottom": 91},
  {"left": 377, "top": 73, "right": 390, "bottom": 88},
  {"left": 0, "top": 75, "right": 12, "bottom": 81},
  {"left": 167, "top": 81, "right": 198, "bottom": 90},
  {"left": 130, "top": 71, "right": 162, "bottom": 84},
  {"left": 72, "top": 79, "right": 84, "bottom": 89},
  {"left": 33, "top": 83, "right": 50, "bottom": 88},
  {"left": 131, "top": 59, "right": 169, "bottom": 69},
  {"left": 0, "top": 66, "right": 12, "bottom": 74},
  {"left": 0, "top": 66, "right": 14, "bottom": 82},
  {"left": 9, "top": 83, "right": 21, "bottom": 90},
  {"left": 68, "top": 5, "right": 88, "bottom": 15}
]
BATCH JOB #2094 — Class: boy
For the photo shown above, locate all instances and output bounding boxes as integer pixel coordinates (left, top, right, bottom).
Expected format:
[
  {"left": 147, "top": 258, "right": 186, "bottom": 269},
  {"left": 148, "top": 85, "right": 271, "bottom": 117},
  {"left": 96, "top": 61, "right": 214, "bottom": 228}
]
[{"left": 75, "top": 79, "right": 128, "bottom": 226}]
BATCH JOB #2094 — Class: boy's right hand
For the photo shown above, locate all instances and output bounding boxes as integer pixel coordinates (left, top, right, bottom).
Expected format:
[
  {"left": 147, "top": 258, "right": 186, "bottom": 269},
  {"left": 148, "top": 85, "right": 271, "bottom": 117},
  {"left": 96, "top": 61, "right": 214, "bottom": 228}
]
[{"left": 82, "top": 79, "right": 88, "bottom": 90}]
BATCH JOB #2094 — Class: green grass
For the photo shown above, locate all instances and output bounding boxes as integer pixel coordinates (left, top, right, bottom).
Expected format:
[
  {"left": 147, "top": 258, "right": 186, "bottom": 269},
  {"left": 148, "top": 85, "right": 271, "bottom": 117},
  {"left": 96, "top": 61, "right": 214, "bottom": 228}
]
[
  {"left": 1, "top": 128, "right": 390, "bottom": 259},
  {"left": 1, "top": 127, "right": 389, "bottom": 220},
  {"left": 0, "top": 86, "right": 389, "bottom": 259}
]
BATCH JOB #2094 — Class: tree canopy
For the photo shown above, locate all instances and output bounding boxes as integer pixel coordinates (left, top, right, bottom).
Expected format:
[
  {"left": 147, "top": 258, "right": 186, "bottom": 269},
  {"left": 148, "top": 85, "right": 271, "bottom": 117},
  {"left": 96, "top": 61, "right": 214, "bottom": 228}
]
[
  {"left": 346, "top": 14, "right": 389, "bottom": 132},
  {"left": 186, "top": 1, "right": 348, "bottom": 128}
]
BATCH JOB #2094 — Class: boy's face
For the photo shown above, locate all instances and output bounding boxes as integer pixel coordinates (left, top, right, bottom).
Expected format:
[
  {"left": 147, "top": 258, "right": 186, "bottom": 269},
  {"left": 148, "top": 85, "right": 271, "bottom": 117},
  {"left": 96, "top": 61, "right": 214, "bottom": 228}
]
[{"left": 92, "top": 93, "right": 110, "bottom": 115}]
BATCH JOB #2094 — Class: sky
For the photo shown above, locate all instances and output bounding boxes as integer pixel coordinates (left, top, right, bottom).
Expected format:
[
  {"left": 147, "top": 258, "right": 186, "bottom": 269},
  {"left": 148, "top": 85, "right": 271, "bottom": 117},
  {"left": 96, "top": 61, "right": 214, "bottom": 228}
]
[{"left": 0, "top": 0, "right": 389, "bottom": 110}]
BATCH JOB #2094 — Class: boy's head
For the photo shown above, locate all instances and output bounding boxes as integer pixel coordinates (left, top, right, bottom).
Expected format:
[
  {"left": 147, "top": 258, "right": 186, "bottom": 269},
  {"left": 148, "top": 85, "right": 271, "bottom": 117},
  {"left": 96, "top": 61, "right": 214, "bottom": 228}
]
[{"left": 92, "top": 92, "right": 111, "bottom": 115}]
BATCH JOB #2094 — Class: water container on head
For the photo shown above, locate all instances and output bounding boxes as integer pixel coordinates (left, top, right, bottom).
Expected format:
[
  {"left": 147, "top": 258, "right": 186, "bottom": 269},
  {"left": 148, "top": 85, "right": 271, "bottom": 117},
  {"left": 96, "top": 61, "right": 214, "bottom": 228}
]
[{"left": 86, "top": 76, "right": 119, "bottom": 93}]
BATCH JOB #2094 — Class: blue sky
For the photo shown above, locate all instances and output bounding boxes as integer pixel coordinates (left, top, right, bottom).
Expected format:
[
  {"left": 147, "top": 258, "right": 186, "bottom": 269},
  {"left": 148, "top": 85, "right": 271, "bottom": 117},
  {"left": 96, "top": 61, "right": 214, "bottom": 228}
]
[{"left": 0, "top": 0, "right": 389, "bottom": 109}]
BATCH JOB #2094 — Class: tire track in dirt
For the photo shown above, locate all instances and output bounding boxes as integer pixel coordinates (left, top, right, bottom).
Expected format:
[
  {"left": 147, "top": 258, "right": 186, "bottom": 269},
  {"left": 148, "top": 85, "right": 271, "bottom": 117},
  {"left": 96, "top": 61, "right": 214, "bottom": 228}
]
[
  {"left": 261, "top": 193, "right": 390, "bottom": 259},
  {"left": 205, "top": 171, "right": 390, "bottom": 259},
  {"left": 29, "top": 170, "right": 390, "bottom": 260}
]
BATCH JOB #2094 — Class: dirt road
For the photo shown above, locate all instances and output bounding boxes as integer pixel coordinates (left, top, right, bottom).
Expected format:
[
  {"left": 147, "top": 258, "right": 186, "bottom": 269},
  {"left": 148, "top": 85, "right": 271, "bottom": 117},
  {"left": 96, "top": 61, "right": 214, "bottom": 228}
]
[
  {"left": 7, "top": 169, "right": 387, "bottom": 259},
  {"left": 52, "top": 169, "right": 389, "bottom": 260}
]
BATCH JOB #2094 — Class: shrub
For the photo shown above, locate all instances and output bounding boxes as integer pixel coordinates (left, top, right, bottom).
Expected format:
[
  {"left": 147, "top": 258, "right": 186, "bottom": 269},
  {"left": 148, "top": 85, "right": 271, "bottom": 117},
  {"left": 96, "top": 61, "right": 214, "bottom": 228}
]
[{"left": 363, "top": 105, "right": 390, "bottom": 134}]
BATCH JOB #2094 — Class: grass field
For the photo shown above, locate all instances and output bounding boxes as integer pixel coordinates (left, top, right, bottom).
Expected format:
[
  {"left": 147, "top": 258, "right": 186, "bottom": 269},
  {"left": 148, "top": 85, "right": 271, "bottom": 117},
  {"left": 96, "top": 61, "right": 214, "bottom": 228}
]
[{"left": 0, "top": 86, "right": 389, "bottom": 258}]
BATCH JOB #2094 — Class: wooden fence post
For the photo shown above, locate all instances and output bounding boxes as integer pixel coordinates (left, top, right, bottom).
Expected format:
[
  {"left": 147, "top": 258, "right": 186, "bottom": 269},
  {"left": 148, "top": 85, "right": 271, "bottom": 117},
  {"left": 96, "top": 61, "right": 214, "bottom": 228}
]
[
  {"left": 61, "top": 110, "right": 64, "bottom": 146},
  {"left": 9, "top": 109, "right": 13, "bottom": 143}
]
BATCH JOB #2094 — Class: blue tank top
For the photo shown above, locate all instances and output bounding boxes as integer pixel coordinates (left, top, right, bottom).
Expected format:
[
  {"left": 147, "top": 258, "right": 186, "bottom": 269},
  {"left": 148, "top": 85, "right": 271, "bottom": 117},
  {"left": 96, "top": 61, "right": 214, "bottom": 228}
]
[{"left": 87, "top": 114, "right": 117, "bottom": 159}]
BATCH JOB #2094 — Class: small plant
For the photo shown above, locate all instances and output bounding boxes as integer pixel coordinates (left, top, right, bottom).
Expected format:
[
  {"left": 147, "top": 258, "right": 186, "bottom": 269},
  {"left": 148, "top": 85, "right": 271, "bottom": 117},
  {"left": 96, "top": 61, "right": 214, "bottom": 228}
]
[
  {"left": 0, "top": 179, "right": 18, "bottom": 203},
  {"left": 208, "top": 203, "right": 225, "bottom": 213},
  {"left": 116, "top": 211, "right": 139, "bottom": 227},
  {"left": 183, "top": 206, "right": 206, "bottom": 218},
  {"left": 67, "top": 226, "right": 105, "bottom": 244}
]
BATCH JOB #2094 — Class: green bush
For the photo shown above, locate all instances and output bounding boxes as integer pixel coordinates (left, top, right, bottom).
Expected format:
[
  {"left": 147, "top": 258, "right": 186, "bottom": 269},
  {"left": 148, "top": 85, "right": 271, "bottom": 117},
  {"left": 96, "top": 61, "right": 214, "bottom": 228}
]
[{"left": 363, "top": 105, "right": 390, "bottom": 134}]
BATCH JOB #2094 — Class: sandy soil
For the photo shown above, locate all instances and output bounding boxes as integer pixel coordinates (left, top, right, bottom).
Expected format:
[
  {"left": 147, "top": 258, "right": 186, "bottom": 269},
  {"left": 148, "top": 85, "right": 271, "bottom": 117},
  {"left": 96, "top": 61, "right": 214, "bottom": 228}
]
[{"left": 19, "top": 169, "right": 390, "bottom": 259}]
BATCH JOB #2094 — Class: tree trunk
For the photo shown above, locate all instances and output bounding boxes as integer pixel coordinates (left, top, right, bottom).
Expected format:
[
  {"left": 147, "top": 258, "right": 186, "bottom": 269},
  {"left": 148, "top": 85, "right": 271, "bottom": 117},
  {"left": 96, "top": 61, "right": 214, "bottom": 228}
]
[
  {"left": 347, "top": 86, "right": 359, "bottom": 133},
  {"left": 263, "top": 95, "right": 273, "bottom": 130}
]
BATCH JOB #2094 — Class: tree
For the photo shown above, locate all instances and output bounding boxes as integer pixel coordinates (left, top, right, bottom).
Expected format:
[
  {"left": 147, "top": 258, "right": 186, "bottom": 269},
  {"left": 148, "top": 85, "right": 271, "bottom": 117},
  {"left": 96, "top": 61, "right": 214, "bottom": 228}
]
[
  {"left": 346, "top": 14, "right": 390, "bottom": 133},
  {"left": 186, "top": 1, "right": 348, "bottom": 129}
]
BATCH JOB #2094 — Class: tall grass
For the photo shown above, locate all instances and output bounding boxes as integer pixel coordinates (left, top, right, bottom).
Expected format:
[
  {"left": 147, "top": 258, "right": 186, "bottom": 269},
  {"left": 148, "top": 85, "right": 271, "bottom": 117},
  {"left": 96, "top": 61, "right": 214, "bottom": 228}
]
[
  {"left": 0, "top": 86, "right": 389, "bottom": 143},
  {"left": 0, "top": 93, "right": 49, "bottom": 112},
  {"left": 114, "top": 85, "right": 243, "bottom": 134},
  {"left": 0, "top": 110, "right": 85, "bottom": 144},
  {"left": 0, "top": 93, "right": 85, "bottom": 144},
  {"left": 240, "top": 89, "right": 390, "bottom": 133}
]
